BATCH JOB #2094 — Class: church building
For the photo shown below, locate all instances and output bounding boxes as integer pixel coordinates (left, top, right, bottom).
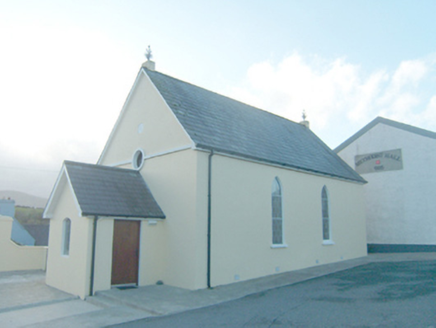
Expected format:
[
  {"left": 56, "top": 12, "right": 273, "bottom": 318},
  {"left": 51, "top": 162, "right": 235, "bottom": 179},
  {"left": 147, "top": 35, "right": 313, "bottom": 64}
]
[{"left": 44, "top": 58, "right": 367, "bottom": 299}]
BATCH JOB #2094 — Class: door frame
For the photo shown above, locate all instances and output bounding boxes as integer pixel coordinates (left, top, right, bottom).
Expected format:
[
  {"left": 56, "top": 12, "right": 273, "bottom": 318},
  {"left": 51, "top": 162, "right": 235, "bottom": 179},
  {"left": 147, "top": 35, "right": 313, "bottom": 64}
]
[{"left": 111, "top": 219, "right": 141, "bottom": 286}]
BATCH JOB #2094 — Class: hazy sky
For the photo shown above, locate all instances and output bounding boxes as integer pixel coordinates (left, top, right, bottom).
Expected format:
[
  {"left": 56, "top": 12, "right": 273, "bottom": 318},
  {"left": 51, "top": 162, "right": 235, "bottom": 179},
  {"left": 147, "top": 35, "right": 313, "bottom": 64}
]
[{"left": 1, "top": 0, "right": 436, "bottom": 198}]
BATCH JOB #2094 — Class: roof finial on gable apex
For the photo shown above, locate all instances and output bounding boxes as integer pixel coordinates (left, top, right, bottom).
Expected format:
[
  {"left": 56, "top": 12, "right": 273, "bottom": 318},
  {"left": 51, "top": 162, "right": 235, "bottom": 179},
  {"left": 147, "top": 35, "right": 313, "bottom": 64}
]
[
  {"left": 142, "top": 45, "right": 156, "bottom": 71},
  {"left": 300, "top": 109, "right": 310, "bottom": 129},
  {"left": 145, "top": 45, "right": 153, "bottom": 61}
]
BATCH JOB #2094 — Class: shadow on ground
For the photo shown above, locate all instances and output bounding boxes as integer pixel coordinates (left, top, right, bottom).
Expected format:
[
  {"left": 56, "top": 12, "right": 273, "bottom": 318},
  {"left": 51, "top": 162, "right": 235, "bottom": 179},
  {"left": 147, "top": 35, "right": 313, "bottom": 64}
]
[{"left": 332, "top": 261, "right": 436, "bottom": 301}]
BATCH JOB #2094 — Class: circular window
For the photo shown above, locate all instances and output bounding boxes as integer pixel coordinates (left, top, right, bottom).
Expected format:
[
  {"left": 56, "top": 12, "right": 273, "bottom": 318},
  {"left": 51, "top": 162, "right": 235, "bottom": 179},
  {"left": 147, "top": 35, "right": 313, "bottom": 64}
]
[{"left": 132, "top": 149, "right": 145, "bottom": 170}]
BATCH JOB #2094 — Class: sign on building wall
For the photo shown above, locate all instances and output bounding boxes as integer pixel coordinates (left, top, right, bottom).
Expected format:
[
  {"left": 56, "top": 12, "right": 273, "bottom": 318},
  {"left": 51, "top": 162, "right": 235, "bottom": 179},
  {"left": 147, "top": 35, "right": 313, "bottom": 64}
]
[{"left": 355, "top": 149, "right": 403, "bottom": 174}]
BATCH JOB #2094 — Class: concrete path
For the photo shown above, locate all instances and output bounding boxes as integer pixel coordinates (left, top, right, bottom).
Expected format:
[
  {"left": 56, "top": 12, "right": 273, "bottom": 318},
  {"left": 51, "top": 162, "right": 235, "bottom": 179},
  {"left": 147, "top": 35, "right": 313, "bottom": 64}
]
[
  {"left": 0, "top": 271, "right": 152, "bottom": 328},
  {"left": 0, "top": 253, "right": 434, "bottom": 327}
]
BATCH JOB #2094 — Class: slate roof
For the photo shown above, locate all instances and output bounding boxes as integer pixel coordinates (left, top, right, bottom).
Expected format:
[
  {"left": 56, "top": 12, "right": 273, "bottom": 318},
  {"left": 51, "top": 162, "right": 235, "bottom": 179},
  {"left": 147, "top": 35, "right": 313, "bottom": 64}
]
[
  {"left": 23, "top": 224, "right": 49, "bottom": 246},
  {"left": 334, "top": 117, "right": 436, "bottom": 153},
  {"left": 145, "top": 68, "right": 365, "bottom": 183},
  {"left": 65, "top": 161, "right": 165, "bottom": 218}
]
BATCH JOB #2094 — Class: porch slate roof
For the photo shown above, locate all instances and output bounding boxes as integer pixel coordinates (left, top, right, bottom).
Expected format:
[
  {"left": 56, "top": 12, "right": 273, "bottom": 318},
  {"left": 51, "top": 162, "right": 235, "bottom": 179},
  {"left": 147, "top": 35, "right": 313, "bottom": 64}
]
[
  {"left": 65, "top": 161, "right": 165, "bottom": 219},
  {"left": 144, "top": 68, "right": 365, "bottom": 184}
]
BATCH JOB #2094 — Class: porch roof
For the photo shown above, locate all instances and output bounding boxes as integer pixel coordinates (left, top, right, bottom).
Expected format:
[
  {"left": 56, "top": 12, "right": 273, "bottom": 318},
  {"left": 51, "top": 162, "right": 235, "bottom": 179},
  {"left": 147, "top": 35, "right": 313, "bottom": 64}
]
[{"left": 62, "top": 161, "right": 165, "bottom": 219}]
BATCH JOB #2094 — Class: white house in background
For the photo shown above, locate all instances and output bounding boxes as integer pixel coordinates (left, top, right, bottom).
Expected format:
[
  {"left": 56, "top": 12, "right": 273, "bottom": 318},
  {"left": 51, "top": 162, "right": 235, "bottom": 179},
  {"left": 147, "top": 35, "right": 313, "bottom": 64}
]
[
  {"left": 335, "top": 116, "right": 436, "bottom": 252},
  {"left": 43, "top": 60, "right": 367, "bottom": 299}
]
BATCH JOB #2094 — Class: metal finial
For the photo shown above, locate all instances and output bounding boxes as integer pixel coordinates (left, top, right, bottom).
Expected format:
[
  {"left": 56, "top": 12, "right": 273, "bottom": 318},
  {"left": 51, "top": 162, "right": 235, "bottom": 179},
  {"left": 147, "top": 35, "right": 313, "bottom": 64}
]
[
  {"left": 302, "top": 110, "right": 307, "bottom": 121},
  {"left": 145, "top": 45, "right": 153, "bottom": 61}
]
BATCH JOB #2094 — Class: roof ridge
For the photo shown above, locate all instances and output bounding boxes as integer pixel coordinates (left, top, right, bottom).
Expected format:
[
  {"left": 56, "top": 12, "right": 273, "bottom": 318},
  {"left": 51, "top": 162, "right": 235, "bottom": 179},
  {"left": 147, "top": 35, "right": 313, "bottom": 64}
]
[{"left": 64, "top": 160, "right": 139, "bottom": 174}]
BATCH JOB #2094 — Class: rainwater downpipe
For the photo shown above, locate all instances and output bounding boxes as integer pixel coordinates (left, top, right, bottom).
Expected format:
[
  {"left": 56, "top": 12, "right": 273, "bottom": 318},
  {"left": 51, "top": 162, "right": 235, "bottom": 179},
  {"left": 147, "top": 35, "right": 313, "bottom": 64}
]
[
  {"left": 207, "top": 150, "right": 214, "bottom": 289},
  {"left": 89, "top": 215, "right": 99, "bottom": 297}
]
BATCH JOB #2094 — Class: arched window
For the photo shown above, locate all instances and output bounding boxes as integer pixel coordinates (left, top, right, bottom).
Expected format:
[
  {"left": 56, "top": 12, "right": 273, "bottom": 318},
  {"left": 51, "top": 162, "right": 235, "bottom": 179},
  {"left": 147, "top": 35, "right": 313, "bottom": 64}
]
[
  {"left": 321, "top": 186, "right": 331, "bottom": 241},
  {"left": 272, "top": 177, "right": 283, "bottom": 245},
  {"left": 62, "top": 218, "right": 71, "bottom": 256}
]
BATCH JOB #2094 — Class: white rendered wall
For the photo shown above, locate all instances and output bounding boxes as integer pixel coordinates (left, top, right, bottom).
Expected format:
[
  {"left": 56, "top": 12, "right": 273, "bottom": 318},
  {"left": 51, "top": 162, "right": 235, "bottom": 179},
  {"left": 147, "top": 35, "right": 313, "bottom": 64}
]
[{"left": 338, "top": 123, "right": 436, "bottom": 245}]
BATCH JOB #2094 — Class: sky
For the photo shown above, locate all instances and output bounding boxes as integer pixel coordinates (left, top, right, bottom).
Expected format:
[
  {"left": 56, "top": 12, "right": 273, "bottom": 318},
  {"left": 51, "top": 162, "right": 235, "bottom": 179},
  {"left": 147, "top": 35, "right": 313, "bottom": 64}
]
[{"left": 1, "top": 0, "right": 436, "bottom": 199}]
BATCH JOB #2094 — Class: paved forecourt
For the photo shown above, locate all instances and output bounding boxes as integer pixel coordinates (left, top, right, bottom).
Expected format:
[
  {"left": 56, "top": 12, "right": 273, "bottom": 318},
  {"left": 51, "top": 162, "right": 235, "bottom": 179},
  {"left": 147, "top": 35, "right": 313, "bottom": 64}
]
[{"left": 0, "top": 253, "right": 435, "bottom": 327}]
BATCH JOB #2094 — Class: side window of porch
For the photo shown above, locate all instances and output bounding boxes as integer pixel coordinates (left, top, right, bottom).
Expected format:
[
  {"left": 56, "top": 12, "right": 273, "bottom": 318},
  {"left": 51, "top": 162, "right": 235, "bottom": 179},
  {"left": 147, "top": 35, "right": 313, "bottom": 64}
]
[
  {"left": 62, "top": 218, "right": 71, "bottom": 256},
  {"left": 321, "top": 186, "right": 331, "bottom": 241},
  {"left": 272, "top": 177, "right": 283, "bottom": 245}
]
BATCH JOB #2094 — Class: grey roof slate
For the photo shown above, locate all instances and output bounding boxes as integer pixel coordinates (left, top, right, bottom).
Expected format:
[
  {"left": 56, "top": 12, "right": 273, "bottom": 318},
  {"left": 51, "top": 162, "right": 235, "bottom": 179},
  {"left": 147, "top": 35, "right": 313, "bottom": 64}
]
[
  {"left": 23, "top": 224, "right": 49, "bottom": 246},
  {"left": 145, "top": 68, "right": 365, "bottom": 183},
  {"left": 334, "top": 116, "right": 436, "bottom": 153},
  {"left": 65, "top": 161, "right": 165, "bottom": 218}
]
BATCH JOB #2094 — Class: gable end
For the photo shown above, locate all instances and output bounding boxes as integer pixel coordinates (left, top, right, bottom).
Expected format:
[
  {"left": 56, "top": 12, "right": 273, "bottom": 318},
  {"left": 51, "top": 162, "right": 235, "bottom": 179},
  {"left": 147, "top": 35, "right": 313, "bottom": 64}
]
[{"left": 335, "top": 116, "right": 436, "bottom": 153}]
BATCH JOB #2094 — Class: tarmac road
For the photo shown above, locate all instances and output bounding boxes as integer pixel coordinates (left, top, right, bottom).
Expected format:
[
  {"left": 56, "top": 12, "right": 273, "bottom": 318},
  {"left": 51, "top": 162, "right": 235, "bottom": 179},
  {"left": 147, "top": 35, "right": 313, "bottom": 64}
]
[{"left": 111, "top": 260, "right": 436, "bottom": 327}]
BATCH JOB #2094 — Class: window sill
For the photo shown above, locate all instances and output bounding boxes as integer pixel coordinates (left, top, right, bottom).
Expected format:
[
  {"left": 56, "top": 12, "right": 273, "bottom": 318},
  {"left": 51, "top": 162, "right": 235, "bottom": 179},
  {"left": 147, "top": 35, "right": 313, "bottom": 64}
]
[
  {"left": 271, "top": 244, "right": 288, "bottom": 249},
  {"left": 322, "top": 240, "right": 335, "bottom": 246}
]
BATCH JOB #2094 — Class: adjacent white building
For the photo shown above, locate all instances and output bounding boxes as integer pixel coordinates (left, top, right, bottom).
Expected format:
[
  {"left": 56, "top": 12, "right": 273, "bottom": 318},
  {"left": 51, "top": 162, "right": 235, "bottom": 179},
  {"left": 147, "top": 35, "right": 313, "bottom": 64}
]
[{"left": 336, "top": 117, "right": 436, "bottom": 252}]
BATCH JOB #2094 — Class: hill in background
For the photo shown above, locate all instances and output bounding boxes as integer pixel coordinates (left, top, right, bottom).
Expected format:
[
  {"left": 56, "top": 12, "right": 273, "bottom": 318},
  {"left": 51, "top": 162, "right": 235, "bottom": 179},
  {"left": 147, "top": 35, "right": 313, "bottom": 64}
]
[{"left": 0, "top": 190, "right": 48, "bottom": 209}]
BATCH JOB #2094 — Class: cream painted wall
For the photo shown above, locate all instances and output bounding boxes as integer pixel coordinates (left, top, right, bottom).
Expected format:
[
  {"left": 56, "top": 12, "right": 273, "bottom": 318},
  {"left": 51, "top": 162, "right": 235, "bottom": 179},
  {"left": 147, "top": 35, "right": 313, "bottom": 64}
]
[
  {"left": 338, "top": 124, "right": 436, "bottom": 245},
  {"left": 88, "top": 67, "right": 202, "bottom": 291},
  {"left": 92, "top": 217, "right": 114, "bottom": 293},
  {"left": 99, "top": 70, "right": 193, "bottom": 167},
  {"left": 45, "top": 141, "right": 365, "bottom": 294},
  {"left": 91, "top": 217, "right": 168, "bottom": 292},
  {"left": 104, "top": 148, "right": 366, "bottom": 291},
  {"left": 0, "top": 216, "right": 47, "bottom": 272},
  {"left": 138, "top": 219, "right": 166, "bottom": 286},
  {"left": 193, "top": 151, "right": 210, "bottom": 288},
  {"left": 137, "top": 148, "right": 201, "bottom": 289},
  {"left": 45, "top": 182, "right": 93, "bottom": 299},
  {"left": 206, "top": 153, "right": 367, "bottom": 287},
  {"left": 92, "top": 149, "right": 204, "bottom": 291}
]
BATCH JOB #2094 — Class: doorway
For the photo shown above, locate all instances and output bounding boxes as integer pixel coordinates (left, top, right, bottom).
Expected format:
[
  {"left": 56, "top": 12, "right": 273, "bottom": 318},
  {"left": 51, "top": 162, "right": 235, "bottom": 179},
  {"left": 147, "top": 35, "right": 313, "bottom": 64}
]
[{"left": 111, "top": 220, "right": 140, "bottom": 285}]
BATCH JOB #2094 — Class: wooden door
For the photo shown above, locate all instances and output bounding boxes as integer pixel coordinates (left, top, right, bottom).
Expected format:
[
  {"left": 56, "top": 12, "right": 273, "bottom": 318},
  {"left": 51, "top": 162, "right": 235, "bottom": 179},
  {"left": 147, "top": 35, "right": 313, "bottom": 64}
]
[{"left": 111, "top": 220, "right": 140, "bottom": 285}]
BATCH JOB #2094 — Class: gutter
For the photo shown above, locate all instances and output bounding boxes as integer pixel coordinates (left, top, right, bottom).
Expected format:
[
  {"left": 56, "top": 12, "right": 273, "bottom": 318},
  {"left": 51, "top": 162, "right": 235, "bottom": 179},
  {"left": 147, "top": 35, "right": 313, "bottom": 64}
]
[
  {"left": 194, "top": 145, "right": 366, "bottom": 185},
  {"left": 207, "top": 150, "right": 214, "bottom": 288},
  {"left": 89, "top": 216, "right": 99, "bottom": 296}
]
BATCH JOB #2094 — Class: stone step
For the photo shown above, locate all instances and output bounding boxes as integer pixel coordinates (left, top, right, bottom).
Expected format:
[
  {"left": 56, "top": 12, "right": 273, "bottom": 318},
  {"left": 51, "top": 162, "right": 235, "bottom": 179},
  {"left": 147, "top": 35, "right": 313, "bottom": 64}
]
[
  {"left": 85, "top": 294, "right": 121, "bottom": 309},
  {"left": 93, "top": 290, "right": 164, "bottom": 315}
]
